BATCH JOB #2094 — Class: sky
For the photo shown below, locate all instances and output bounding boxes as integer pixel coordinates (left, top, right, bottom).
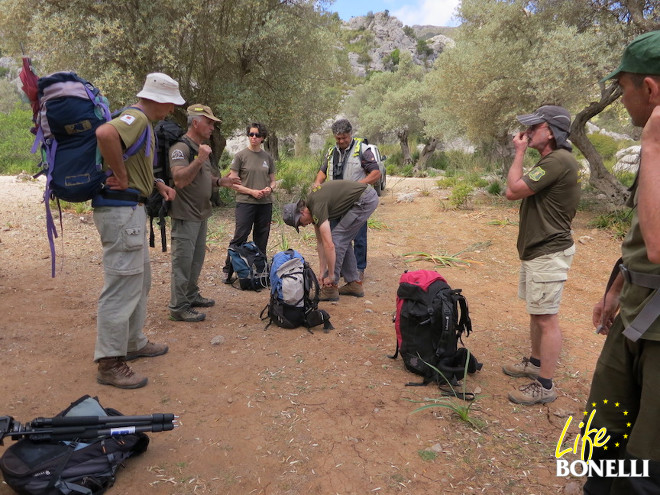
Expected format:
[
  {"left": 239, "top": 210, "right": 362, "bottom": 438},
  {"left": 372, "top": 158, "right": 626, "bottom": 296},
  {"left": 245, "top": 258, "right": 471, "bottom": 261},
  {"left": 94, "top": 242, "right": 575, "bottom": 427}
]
[{"left": 328, "top": 0, "right": 461, "bottom": 27}]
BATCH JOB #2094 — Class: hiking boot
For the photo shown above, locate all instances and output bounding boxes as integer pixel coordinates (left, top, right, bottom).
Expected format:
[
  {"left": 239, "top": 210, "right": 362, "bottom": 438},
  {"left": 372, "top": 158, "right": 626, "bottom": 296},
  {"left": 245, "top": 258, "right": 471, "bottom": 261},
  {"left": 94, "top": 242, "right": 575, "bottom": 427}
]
[
  {"left": 508, "top": 380, "right": 557, "bottom": 405},
  {"left": 502, "top": 357, "right": 540, "bottom": 379},
  {"left": 97, "top": 357, "right": 148, "bottom": 389},
  {"left": 169, "top": 308, "right": 206, "bottom": 322},
  {"left": 319, "top": 285, "right": 339, "bottom": 301},
  {"left": 191, "top": 295, "right": 215, "bottom": 308},
  {"left": 126, "top": 341, "right": 169, "bottom": 361},
  {"left": 339, "top": 281, "right": 364, "bottom": 297}
]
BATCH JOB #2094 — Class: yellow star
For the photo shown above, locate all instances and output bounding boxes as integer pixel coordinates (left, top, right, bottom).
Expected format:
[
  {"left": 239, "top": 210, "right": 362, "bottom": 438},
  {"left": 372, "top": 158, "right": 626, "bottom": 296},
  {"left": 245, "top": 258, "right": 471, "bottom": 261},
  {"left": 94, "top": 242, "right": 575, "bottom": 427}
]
[
  {"left": 604, "top": 446, "right": 608, "bottom": 450},
  {"left": 592, "top": 402, "right": 597, "bottom": 407},
  {"left": 604, "top": 399, "right": 609, "bottom": 404},
  {"left": 627, "top": 423, "right": 632, "bottom": 428},
  {"left": 624, "top": 434, "right": 629, "bottom": 439},
  {"left": 584, "top": 411, "right": 588, "bottom": 416},
  {"left": 624, "top": 411, "right": 629, "bottom": 416},
  {"left": 615, "top": 443, "right": 620, "bottom": 447},
  {"left": 615, "top": 402, "right": 620, "bottom": 407}
]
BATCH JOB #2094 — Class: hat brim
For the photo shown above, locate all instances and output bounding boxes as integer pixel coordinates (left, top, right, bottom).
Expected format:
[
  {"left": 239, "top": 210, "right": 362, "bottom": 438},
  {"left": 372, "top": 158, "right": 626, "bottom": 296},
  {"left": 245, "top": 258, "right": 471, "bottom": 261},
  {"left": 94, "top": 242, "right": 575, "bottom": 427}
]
[
  {"left": 517, "top": 113, "right": 546, "bottom": 126},
  {"left": 136, "top": 90, "right": 186, "bottom": 106},
  {"left": 600, "top": 65, "right": 622, "bottom": 83}
]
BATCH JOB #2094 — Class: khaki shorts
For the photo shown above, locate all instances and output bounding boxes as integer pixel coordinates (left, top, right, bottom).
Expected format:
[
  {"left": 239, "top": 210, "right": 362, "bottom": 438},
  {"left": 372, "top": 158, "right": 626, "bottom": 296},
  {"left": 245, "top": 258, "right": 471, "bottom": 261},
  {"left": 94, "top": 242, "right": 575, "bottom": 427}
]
[{"left": 518, "top": 244, "right": 575, "bottom": 315}]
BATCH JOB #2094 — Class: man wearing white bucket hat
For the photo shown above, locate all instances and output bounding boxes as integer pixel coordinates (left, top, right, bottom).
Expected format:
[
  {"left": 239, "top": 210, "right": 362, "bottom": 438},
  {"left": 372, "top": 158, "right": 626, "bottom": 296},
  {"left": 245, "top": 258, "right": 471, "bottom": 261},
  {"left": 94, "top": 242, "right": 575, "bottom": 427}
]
[{"left": 93, "top": 72, "right": 185, "bottom": 389}]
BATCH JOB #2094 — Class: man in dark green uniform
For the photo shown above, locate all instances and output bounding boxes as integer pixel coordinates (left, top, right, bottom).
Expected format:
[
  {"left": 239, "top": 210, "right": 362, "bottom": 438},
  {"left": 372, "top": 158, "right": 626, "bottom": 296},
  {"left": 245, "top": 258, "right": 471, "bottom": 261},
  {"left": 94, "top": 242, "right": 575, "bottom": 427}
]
[
  {"left": 282, "top": 181, "right": 379, "bottom": 301},
  {"left": 583, "top": 31, "right": 660, "bottom": 494},
  {"left": 503, "top": 105, "right": 580, "bottom": 405}
]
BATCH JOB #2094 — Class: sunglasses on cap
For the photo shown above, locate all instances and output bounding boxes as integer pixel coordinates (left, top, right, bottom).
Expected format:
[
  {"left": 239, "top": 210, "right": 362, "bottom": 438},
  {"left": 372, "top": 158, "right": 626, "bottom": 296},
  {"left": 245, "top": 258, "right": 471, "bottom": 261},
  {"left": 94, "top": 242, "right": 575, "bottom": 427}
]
[{"left": 248, "top": 132, "right": 262, "bottom": 138}]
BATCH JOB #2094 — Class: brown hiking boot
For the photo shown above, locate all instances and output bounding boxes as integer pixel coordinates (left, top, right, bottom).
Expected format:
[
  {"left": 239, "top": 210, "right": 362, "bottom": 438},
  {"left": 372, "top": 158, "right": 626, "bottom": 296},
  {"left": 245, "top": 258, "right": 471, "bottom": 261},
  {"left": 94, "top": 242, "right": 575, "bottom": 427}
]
[
  {"left": 502, "top": 357, "right": 540, "bottom": 379},
  {"left": 319, "top": 284, "right": 339, "bottom": 301},
  {"left": 508, "top": 380, "right": 557, "bottom": 405},
  {"left": 339, "top": 281, "right": 364, "bottom": 297},
  {"left": 126, "top": 341, "right": 169, "bottom": 361},
  {"left": 97, "top": 357, "right": 148, "bottom": 389}
]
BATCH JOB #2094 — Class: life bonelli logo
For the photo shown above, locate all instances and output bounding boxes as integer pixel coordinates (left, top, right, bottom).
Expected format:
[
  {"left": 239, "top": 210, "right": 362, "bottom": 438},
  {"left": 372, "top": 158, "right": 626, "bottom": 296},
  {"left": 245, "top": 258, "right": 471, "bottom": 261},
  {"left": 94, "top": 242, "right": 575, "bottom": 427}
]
[{"left": 555, "top": 398, "right": 649, "bottom": 478}]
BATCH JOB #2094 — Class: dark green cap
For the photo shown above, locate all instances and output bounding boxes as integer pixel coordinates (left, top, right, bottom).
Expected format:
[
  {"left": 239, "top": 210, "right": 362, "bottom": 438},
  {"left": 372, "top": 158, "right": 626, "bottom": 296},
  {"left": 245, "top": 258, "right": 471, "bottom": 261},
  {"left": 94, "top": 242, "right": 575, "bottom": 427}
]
[{"left": 603, "top": 30, "right": 660, "bottom": 82}]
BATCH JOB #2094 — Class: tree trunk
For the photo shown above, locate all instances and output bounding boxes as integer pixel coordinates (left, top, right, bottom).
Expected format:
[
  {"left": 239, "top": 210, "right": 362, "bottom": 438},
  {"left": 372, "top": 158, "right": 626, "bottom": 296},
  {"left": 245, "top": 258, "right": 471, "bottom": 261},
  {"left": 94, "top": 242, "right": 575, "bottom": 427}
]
[
  {"left": 398, "top": 129, "right": 412, "bottom": 165},
  {"left": 570, "top": 83, "right": 629, "bottom": 207},
  {"left": 264, "top": 132, "right": 279, "bottom": 162},
  {"left": 414, "top": 138, "right": 439, "bottom": 172},
  {"left": 210, "top": 130, "right": 227, "bottom": 171}
]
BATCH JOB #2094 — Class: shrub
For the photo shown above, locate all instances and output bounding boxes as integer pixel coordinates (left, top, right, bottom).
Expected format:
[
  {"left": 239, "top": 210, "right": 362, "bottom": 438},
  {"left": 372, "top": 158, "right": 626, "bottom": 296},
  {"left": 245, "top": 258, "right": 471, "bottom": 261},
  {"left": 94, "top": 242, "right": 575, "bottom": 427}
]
[
  {"left": 589, "top": 209, "right": 632, "bottom": 240},
  {"left": 487, "top": 181, "right": 503, "bottom": 195},
  {"left": 588, "top": 133, "right": 620, "bottom": 161},
  {"left": 449, "top": 182, "right": 473, "bottom": 208}
]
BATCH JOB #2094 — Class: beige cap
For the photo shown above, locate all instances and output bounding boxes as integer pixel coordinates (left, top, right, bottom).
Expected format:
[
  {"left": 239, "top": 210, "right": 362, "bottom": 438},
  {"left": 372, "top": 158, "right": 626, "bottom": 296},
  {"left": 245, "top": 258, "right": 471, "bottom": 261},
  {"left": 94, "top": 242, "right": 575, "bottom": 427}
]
[
  {"left": 187, "top": 104, "right": 221, "bottom": 122},
  {"left": 136, "top": 73, "right": 185, "bottom": 105}
]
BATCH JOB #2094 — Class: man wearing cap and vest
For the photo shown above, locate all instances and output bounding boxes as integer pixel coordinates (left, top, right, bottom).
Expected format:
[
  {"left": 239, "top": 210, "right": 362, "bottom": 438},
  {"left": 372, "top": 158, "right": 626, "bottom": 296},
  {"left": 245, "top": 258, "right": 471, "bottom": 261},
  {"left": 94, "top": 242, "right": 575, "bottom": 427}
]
[
  {"left": 583, "top": 31, "right": 660, "bottom": 495},
  {"left": 312, "top": 119, "right": 380, "bottom": 284},
  {"left": 502, "top": 105, "right": 580, "bottom": 405},
  {"left": 93, "top": 72, "right": 184, "bottom": 389},
  {"left": 282, "top": 180, "right": 379, "bottom": 301},
  {"left": 168, "top": 104, "right": 240, "bottom": 323}
]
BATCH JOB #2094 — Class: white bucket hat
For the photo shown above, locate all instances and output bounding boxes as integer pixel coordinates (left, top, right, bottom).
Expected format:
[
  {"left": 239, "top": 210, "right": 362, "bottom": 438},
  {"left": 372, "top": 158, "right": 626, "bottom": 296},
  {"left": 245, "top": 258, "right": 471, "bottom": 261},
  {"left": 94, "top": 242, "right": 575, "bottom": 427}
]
[{"left": 136, "top": 73, "right": 185, "bottom": 105}]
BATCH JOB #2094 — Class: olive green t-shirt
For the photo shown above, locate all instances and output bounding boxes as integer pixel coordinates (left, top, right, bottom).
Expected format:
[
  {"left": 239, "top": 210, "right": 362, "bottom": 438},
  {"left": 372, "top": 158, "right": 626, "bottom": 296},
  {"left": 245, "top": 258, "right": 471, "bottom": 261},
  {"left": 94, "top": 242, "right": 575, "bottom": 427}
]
[
  {"left": 168, "top": 138, "right": 213, "bottom": 221},
  {"left": 307, "top": 181, "right": 367, "bottom": 226},
  {"left": 620, "top": 174, "right": 660, "bottom": 340},
  {"left": 230, "top": 147, "right": 275, "bottom": 205},
  {"left": 106, "top": 108, "right": 155, "bottom": 197},
  {"left": 517, "top": 148, "right": 580, "bottom": 260}
]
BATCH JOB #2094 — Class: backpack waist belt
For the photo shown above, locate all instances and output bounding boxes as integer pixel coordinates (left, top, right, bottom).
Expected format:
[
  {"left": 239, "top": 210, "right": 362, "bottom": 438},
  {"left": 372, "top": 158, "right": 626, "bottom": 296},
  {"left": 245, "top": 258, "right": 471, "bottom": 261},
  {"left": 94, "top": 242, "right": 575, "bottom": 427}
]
[
  {"left": 619, "top": 264, "right": 660, "bottom": 342},
  {"left": 91, "top": 188, "right": 148, "bottom": 208}
]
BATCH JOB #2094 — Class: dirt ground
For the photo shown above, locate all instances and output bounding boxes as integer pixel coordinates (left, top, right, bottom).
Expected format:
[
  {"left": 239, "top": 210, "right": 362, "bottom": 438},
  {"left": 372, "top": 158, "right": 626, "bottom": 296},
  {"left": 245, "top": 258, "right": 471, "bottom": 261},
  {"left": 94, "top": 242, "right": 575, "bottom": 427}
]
[{"left": 0, "top": 174, "right": 622, "bottom": 494}]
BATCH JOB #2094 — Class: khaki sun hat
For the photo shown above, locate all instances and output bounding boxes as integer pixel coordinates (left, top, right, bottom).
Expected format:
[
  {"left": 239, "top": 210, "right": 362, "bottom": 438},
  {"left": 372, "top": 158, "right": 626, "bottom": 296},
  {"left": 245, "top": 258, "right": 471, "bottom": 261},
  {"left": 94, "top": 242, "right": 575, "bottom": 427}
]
[
  {"left": 187, "top": 104, "right": 221, "bottom": 122},
  {"left": 136, "top": 73, "right": 185, "bottom": 105}
]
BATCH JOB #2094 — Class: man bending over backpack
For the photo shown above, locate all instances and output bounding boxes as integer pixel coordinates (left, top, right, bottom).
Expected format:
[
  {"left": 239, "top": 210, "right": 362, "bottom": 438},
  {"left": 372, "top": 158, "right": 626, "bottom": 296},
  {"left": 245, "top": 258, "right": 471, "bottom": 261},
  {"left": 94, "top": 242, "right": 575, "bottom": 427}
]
[
  {"left": 282, "top": 181, "right": 379, "bottom": 301},
  {"left": 167, "top": 104, "right": 240, "bottom": 323},
  {"left": 93, "top": 73, "right": 184, "bottom": 389}
]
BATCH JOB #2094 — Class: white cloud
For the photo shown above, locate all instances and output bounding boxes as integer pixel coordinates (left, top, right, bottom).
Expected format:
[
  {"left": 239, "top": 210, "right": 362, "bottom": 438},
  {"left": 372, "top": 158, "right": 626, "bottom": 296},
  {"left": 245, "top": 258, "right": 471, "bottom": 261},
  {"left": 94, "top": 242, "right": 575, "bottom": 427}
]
[{"left": 392, "top": 0, "right": 461, "bottom": 27}]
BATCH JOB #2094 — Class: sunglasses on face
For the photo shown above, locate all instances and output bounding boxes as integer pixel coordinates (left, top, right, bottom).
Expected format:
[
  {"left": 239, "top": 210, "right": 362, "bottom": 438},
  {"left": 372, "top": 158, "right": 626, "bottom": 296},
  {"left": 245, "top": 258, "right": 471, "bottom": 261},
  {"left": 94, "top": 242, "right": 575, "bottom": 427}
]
[{"left": 248, "top": 132, "right": 262, "bottom": 138}]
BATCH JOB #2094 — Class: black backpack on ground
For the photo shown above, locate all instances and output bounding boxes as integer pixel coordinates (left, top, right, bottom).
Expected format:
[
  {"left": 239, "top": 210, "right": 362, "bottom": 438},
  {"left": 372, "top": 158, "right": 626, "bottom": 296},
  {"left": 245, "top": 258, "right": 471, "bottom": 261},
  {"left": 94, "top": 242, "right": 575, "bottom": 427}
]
[
  {"left": 148, "top": 120, "right": 196, "bottom": 252},
  {"left": 227, "top": 241, "right": 270, "bottom": 291},
  {"left": 0, "top": 396, "right": 149, "bottom": 495},
  {"left": 390, "top": 270, "right": 482, "bottom": 390},
  {"left": 260, "top": 249, "right": 333, "bottom": 333}
]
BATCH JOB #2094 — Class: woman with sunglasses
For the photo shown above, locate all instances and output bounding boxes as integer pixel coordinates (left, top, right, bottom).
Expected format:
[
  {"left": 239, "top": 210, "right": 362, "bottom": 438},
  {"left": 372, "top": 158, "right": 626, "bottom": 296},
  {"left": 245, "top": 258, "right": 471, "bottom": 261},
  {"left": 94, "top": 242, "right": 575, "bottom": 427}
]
[{"left": 222, "top": 122, "right": 276, "bottom": 283}]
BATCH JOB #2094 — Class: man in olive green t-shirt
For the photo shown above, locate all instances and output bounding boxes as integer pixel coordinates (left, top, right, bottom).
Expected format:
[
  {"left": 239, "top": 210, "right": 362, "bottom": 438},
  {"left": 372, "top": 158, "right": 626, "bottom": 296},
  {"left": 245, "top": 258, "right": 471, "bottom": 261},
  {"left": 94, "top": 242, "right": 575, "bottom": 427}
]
[
  {"left": 502, "top": 105, "right": 580, "bottom": 406},
  {"left": 93, "top": 73, "right": 183, "bottom": 390},
  {"left": 283, "top": 181, "right": 379, "bottom": 301},
  {"left": 167, "top": 104, "right": 239, "bottom": 323}
]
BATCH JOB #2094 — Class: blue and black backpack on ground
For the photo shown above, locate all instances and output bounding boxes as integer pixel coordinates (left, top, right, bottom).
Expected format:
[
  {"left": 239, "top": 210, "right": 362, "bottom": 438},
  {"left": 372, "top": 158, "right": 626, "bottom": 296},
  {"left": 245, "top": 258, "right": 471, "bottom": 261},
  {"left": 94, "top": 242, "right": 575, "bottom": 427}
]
[
  {"left": 260, "top": 249, "right": 333, "bottom": 332},
  {"left": 227, "top": 241, "right": 270, "bottom": 291},
  {"left": 0, "top": 395, "right": 149, "bottom": 495},
  {"left": 30, "top": 71, "right": 150, "bottom": 276},
  {"left": 390, "top": 270, "right": 481, "bottom": 395}
]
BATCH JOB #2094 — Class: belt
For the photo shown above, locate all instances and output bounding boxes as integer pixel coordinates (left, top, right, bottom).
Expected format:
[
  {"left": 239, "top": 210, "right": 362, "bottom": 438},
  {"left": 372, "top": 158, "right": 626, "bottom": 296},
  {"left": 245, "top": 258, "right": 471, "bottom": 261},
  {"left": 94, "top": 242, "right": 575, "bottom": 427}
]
[{"left": 619, "top": 264, "right": 660, "bottom": 342}]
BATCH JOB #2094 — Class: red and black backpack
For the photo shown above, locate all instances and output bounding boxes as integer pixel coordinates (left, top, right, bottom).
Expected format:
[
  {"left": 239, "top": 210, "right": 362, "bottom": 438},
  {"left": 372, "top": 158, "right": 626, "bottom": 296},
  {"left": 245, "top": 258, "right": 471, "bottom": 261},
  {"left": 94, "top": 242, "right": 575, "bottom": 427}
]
[{"left": 390, "top": 270, "right": 481, "bottom": 387}]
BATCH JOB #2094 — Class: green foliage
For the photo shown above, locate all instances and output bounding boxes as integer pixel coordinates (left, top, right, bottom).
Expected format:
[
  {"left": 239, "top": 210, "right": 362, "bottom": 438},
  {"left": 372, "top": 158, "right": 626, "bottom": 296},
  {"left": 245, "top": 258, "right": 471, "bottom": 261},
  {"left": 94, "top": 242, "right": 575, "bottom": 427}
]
[
  {"left": 0, "top": 105, "right": 39, "bottom": 175},
  {"left": 615, "top": 171, "right": 636, "bottom": 188},
  {"left": 0, "top": 0, "right": 347, "bottom": 144},
  {"left": 589, "top": 209, "right": 632, "bottom": 240},
  {"left": 417, "top": 450, "right": 437, "bottom": 462},
  {"left": 587, "top": 133, "right": 620, "bottom": 161},
  {"left": 408, "top": 351, "right": 484, "bottom": 429},
  {"left": 276, "top": 156, "right": 317, "bottom": 195},
  {"left": 0, "top": 67, "right": 9, "bottom": 78},
  {"left": 384, "top": 48, "right": 400, "bottom": 69},
  {"left": 486, "top": 180, "right": 503, "bottom": 195},
  {"left": 416, "top": 39, "right": 433, "bottom": 57},
  {"left": 449, "top": 182, "right": 474, "bottom": 208},
  {"left": 403, "top": 25, "right": 416, "bottom": 39}
]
